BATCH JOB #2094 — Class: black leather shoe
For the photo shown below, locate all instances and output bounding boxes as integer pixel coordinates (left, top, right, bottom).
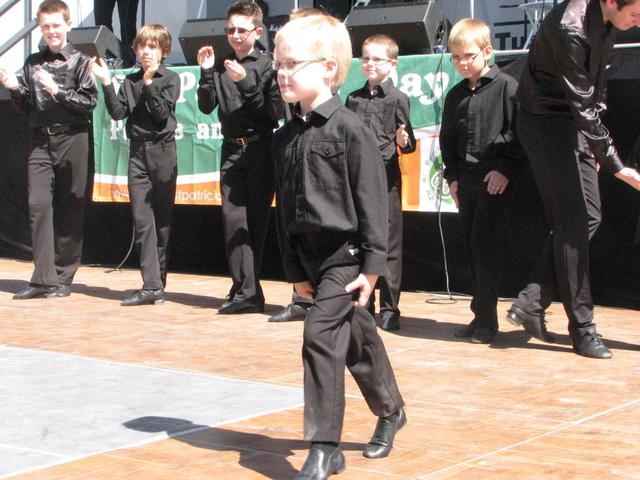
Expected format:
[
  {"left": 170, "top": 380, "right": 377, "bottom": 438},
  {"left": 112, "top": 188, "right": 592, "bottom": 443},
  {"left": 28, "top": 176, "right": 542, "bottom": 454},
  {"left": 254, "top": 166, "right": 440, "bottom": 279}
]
[
  {"left": 572, "top": 332, "right": 612, "bottom": 359},
  {"left": 121, "top": 289, "right": 165, "bottom": 306},
  {"left": 13, "top": 284, "right": 56, "bottom": 300},
  {"left": 454, "top": 323, "right": 476, "bottom": 338},
  {"left": 295, "top": 444, "right": 345, "bottom": 480},
  {"left": 363, "top": 408, "right": 407, "bottom": 459},
  {"left": 47, "top": 284, "right": 71, "bottom": 298},
  {"left": 218, "top": 299, "right": 264, "bottom": 314},
  {"left": 268, "top": 303, "right": 308, "bottom": 322},
  {"left": 470, "top": 327, "right": 497, "bottom": 344},
  {"left": 381, "top": 311, "right": 400, "bottom": 331},
  {"left": 506, "top": 305, "right": 555, "bottom": 343}
]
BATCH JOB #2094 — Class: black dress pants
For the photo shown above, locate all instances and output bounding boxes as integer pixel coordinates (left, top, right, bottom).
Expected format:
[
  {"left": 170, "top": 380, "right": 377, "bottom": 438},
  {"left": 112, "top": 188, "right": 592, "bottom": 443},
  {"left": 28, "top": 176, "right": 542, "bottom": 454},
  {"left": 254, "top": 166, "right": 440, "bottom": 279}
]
[
  {"left": 94, "top": 0, "right": 139, "bottom": 66},
  {"left": 297, "top": 243, "right": 404, "bottom": 443},
  {"left": 457, "top": 168, "right": 510, "bottom": 331},
  {"left": 514, "top": 110, "right": 601, "bottom": 335},
  {"left": 128, "top": 140, "right": 177, "bottom": 290},
  {"left": 372, "top": 160, "right": 403, "bottom": 316},
  {"left": 28, "top": 131, "right": 88, "bottom": 287},
  {"left": 220, "top": 137, "right": 274, "bottom": 304}
]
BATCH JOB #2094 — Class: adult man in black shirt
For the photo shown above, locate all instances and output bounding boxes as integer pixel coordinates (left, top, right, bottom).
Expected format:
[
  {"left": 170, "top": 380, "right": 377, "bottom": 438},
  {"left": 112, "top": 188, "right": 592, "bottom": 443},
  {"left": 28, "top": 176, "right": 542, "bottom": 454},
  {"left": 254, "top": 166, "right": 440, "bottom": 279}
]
[
  {"left": 506, "top": 0, "right": 640, "bottom": 358},
  {"left": 0, "top": 0, "right": 98, "bottom": 300}
]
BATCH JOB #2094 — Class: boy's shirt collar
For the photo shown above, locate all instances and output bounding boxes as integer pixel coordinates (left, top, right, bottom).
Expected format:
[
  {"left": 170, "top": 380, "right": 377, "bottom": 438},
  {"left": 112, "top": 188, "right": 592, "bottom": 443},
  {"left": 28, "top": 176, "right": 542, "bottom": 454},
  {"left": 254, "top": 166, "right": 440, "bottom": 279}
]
[
  {"left": 44, "top": 42, "right": 74, "bottom": 60},
  {"left": 464, "top": 63, "right": 500, "bottom": 90},
  {"left": 294, "top": 95, "right": 342, "bottom": 124},
  {"left": 228, "top": 49, "right": 261, "bottom": 62},
  {"left": 363, "top": 76, "right": 393, "bottom": 97}
]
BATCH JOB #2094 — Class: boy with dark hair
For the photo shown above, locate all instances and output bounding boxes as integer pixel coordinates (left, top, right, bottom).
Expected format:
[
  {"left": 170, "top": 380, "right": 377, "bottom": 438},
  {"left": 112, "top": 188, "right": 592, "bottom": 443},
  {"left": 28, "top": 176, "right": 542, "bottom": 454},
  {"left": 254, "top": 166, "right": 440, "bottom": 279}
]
[
  {"left": 197, "top": 0, "right": 284, "bottom": 314},
  {"left": 273, "top": 14, "right": 405, "bottom": 480},
  {"left": 439, "top": 18, "right": 520, "bottom": 344},
  {"left": 346, "top": 33, "right": 416, "bottom": 331},
  {"left": 0, "top": 0, "right": 98, "bottom": 300},
  {"left": 91, "top": 24, "right": 180, "bottom": 306}
]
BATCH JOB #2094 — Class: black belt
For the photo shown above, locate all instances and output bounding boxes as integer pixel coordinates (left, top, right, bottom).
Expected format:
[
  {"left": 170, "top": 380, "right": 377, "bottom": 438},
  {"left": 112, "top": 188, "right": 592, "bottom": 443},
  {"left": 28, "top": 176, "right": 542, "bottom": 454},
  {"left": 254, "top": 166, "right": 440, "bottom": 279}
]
[
  {"left": 224, "top": 133, "right": 262, "bottom": 145},
  {"left": 34, "top": 124, "right": 86, "bottom": 136}
]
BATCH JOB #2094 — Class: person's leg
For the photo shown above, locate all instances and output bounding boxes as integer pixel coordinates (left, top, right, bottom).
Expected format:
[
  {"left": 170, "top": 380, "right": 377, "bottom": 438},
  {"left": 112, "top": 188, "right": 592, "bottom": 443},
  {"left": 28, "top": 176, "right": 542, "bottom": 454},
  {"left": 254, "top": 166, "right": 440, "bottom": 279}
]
[
  {"left": 94, "top": 0, "right": 117, "bottom": 32},
  {"left": 147, "top": 141, "right": 177, "bottom": 288},
  {"left": 379, "top": 162, "right": 403, "bottom": 331},
  {"left": 26, "top": 138, "right": 59, "bottom": 288},
  {"left": 116, "top": 0, "right": 138, "bottom": 67},
  {"left": 52, "top": 132, "right": 88, "bottom": 286}
]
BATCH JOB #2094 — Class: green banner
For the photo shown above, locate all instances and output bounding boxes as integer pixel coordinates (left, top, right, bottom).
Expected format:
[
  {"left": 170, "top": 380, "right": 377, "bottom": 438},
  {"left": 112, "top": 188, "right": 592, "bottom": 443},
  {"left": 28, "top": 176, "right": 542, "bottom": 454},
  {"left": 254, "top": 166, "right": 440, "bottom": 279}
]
[{"left": 92, "top": 54, "right": 462, "bottom": 210}]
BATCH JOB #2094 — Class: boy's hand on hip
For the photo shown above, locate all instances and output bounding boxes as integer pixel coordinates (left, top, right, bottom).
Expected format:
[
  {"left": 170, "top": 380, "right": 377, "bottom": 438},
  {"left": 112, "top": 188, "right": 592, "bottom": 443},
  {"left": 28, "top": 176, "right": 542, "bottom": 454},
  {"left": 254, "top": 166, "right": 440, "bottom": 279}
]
[
  {"left": 197, "top": 46, "right": 215, "bottom": 69},
  {"left": 345, "top": 273, "right": 378, "bottom": 308},
  {"left": 484, "top": 170, "right": 509, "bottom": 195},
  {"left": 294, "top": 280, "right": 315, "bottom": 299},
  {"left": 224, "top": 59, "right": 247, "bottom": 82}
]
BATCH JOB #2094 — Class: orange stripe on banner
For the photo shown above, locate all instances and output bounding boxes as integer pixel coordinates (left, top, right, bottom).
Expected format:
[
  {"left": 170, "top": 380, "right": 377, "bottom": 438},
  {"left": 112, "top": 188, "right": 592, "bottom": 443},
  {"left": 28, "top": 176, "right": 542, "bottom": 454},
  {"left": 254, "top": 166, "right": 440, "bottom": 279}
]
[{"left": 399, "top": 138, "right": 422, "bottom": 212}]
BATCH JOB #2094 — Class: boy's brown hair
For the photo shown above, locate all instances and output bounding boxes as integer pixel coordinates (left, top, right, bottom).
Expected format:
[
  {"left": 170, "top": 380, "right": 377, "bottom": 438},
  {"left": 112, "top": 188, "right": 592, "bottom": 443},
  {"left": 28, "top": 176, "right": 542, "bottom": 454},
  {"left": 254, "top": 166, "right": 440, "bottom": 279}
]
[
  {"left": 133, "top": 24, "right": 172, "bottom": 56},
  {"left": 37, "top": 0, "right": 70, "bottom": 22},
  {"left": 226, "top": 1, "right": 263, "bottom": 26},
  {"left": 362, "top": 34, "right": 399, "bottom": 60}
]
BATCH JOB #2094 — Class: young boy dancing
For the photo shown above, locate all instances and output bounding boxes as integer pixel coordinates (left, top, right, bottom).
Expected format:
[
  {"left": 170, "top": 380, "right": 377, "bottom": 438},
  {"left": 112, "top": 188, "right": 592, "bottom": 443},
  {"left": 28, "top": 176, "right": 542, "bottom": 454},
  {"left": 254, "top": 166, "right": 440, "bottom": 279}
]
[
  {"left": 91, "top": 24, "right": 180, "bottom": 306},
  {"left": 273, "top": 14, "right": 405, "bottom": 480},
  {"left": 346, "top": 34, "right": 416, "bottom": 331},
  {"left": 0, "top": 0, "right": 98, "bottom": 300},
  {"left": 197, "top": 1, "right": 284, "bottom": 314},
  {"left": 440, "top": 18, "right": 519, "bottom": 344}
]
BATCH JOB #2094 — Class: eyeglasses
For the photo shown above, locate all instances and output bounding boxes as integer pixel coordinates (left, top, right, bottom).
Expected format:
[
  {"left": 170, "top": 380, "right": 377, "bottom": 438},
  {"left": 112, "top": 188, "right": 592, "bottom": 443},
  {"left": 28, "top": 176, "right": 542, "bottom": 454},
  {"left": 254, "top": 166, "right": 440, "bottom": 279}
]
[
  {"left": 361, "top": 56, "right": 391, "bottom": 65},
  {"left": 272, "top": 58, "right": 326, "bottom": 73},
  {"left": 450, "top": 51, "right": 482, "bottom": 64},
  {"left": 224, "top": 26, "right": 256, "bottom": 35}
]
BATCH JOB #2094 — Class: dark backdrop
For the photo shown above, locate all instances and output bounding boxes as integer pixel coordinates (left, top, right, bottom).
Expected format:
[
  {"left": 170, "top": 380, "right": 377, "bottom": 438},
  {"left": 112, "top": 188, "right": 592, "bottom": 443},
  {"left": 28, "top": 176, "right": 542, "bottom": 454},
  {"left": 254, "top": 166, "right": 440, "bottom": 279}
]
[{"left": 1, "top": 48, "right": 639, "bottom": 308}]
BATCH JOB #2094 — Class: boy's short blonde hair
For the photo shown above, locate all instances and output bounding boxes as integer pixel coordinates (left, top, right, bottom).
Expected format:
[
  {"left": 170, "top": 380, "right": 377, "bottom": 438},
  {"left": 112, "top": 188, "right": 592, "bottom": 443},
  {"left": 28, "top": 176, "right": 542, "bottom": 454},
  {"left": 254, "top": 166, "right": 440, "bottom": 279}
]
[
  {"left": 362, "top": 34, "right": 399, "bottom": 60},
  {"left": 448, "top": 18, "right": 491, "bottom": 50},
  {"left": 275, "top": 14, "right": 352, "bottom": 88},
  {"left": 133, "top": 24, "right": 172, "bottom": 56}
]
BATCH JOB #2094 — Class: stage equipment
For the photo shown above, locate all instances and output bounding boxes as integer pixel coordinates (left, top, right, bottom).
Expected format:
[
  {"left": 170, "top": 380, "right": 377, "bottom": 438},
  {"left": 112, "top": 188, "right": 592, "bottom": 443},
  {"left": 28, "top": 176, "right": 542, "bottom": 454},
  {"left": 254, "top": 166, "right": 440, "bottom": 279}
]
[
  {"left": 38, "top": 26, "right": 124, "bottom": 67},
  {"left": 179, "top": 18, "right": 271, "bottom": 66},
  {"left": 344, "top": 1, "right": 449, "bottom": 56}
]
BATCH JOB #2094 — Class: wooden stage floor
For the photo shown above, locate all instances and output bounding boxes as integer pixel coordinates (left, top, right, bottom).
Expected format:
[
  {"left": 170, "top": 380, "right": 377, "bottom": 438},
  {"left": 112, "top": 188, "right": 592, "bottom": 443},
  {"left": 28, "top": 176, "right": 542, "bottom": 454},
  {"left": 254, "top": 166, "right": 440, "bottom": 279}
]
[{"left": 1, "top": 257, "right": 639, "bottom": 479}]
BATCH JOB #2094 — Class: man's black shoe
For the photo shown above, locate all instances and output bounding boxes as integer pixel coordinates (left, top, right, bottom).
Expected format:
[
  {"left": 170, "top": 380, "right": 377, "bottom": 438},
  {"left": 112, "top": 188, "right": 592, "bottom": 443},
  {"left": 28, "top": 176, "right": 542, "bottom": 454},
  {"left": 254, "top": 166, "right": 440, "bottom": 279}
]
[
  {"left": 363, "top": 408, "right": 406, "bottom": 459},
  {"left": 47, "top": 284, "right": 71, "bottom": 298},
  {"left": 470, "top": 327, "right": 497, "bottom": 344},
  {"left": 121, "top": 289, "right": 165, "bottom": 306},
  {"left": 218, "top": 299, "right": 264, "bottom": 314},
  {"left": 506, "top": 305, "right": 555, "bottom": 343},
  {"left": 13, "top": 284, "right": 57, "bottom": 300},
  {"left": 572, "top": 332, "right": 612, "bottom": 359},
  {"left": 381, "top": 311, "right": 400, "bottom": 331},
  {"left": 268, "top": 303, "right": 308, "bottom": 322},
  {"left": 295, "top": 443, "right": 345, "bottom": 480},
  {"left": 454, "top": 323, "right": 476, "bottom": 338}
]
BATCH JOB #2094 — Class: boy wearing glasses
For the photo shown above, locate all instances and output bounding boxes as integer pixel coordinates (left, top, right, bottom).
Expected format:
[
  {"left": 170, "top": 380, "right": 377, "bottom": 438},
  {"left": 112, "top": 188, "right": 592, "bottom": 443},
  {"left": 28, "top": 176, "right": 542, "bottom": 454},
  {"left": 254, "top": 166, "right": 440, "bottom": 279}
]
[
  {"left": 346, "top": 34, "right": 416, "bottom": 332},
  {"left": 273, "top": 15, "right": 405, "bottom": 479},
  {"left": 91, "top": 24, "right": 180, "bottom": 306},
  {"left": 197, "top": 1, "right": 284, "bottom": 314},
  {"left": 439, "top": 18, "right": 519, "bottom": 344}
]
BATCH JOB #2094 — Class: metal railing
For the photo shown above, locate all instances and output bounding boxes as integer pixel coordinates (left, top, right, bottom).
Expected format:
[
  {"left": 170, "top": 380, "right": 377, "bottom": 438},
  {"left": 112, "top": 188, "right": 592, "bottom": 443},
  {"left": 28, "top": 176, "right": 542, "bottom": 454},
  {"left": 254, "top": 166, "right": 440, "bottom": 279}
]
[{"left": 0, "top": 0, "right": 36, "bottom": 60}]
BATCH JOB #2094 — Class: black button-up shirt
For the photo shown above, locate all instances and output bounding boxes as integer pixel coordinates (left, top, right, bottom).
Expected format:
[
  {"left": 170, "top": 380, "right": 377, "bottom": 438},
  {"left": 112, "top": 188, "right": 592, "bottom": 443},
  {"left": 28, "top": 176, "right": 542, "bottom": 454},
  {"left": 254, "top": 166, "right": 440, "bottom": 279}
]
[
  {"left": 345, "top": 77, "right": 416, "bottom": 164},
  {"left": 273, "top": 95, "right": 388, "bottom": 282},
  {"left": 197, "top": 50, "right": 283, "bottom": 138},
  {"left": 440, "top": 64, "right": 519, "bottom": 184},
  {"left": 517, "top": 0, "right": 624, "bottom": 174},
  {"left": 102, "top": 64, "right": 181, "bottom": 142},
  {"left": 11, "top": 43, "right": 97, "bottom": 128}
]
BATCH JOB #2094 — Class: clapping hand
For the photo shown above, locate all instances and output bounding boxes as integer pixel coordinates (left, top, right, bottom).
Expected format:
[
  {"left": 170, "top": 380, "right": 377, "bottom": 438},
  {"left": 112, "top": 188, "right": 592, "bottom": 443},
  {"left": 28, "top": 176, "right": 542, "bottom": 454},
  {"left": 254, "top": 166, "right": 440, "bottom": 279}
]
[
  {"left": 89, "top": 57, "right": 111, "bottom": 85},
  {"left": 224, "top": 59, "right": 247, "bottom": 82},
  {"left": 0, "top": 67, "right": 19, "bottom": 90},
  {"left": 396, "top": 124, "right": 409, "bottom": 148},
  {"left": 197, "top": 46, "right": 215, "bottom": 69},
  {"left": 34, "top": 67, "right": 58, "bottom": 95}
]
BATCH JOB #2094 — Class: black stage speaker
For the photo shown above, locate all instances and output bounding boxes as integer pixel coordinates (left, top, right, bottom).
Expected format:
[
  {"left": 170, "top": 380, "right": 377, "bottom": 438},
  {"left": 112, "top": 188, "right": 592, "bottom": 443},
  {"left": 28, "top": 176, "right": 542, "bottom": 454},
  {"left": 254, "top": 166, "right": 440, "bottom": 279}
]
[
  {"left": 38, "top": 26, "right": 124, "bottom": 66},
  {"left": 344, "top": 1, "right": 449, "bottom": 56},
  {"left": 179, "top": 18, "right": 272, "bottom": 66}
]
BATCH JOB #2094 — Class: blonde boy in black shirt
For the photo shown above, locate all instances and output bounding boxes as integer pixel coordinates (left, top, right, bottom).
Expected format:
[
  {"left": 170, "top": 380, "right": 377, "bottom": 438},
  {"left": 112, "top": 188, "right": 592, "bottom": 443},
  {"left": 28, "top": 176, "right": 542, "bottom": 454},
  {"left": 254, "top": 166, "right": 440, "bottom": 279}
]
[
  {"left": 92, "top": 24, "right": 180, "bottom": 306},
  {"left": 439, "top": 18, "right": 519, "bottom": 344},
  {"left": 346, "top": 34, "right": 416, "bottom": 331},
  {"left": 197, "top": 1, "right": 284, "bottom": 315},
  {"left": 273, "top": 15, "right": 405, "bottom": 480}
]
